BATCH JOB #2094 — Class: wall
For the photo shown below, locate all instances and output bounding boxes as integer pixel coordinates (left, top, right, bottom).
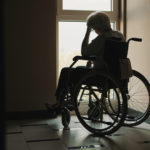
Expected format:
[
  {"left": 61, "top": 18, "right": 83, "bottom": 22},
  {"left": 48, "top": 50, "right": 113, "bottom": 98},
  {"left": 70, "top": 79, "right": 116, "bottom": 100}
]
[
  {"left": 126, "top": 0, "right": 150, "bottom": 81},
  {"left": 4, "top": 0, "right": 150, "bottom": 112},
  {"left": 4, "top": 0, "right": 56, "bottom": 112}
]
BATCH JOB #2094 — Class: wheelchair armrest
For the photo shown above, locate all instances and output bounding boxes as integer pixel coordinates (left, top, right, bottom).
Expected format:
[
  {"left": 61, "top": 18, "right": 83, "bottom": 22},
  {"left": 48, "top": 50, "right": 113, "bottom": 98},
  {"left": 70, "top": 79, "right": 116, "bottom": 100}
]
[
  {"left": 127, "top": 38, "right": 142, "bottom": 43},
  {"left": 73, "top": 56, "right": 96, "bottom": 61}
]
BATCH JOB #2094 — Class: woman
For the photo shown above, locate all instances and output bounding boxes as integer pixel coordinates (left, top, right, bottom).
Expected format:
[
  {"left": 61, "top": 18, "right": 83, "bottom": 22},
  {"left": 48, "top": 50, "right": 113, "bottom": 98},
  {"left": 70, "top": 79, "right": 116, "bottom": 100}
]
[{"left": 46, "top": 11, "right": 125, "bottom": 117}]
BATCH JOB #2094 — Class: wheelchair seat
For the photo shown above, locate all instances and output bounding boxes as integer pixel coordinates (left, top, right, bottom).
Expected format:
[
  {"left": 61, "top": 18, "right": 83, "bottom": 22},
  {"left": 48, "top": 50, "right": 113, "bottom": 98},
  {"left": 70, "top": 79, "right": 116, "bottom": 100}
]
[
  {"left": 104, "top": 38, "right": 128, "bottom": 78},
  {"left": 103, "top": 38, "right": 132, "bottom": 93}
]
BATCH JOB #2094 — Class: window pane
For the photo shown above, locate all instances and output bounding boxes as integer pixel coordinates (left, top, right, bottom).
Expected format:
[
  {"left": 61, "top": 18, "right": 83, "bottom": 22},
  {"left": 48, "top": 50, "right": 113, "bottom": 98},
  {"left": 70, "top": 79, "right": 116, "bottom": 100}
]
[
  {"left": 58, "top": 21, "right": 115, "bottom": 74},
  {"left": 63, "top": 0, "right": 112, "bottom": 11},
  {"left": 58, "top": 22, "right": 96, "bottom": 74}
]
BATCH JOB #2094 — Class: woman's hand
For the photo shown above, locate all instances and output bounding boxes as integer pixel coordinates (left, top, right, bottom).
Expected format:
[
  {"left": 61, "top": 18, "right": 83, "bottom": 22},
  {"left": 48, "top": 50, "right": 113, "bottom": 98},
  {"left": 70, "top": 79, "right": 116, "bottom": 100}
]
[
  {"left": 86, "top": 27, "right": 92, "bottom": 34},
  {"left": 86, "top": 60, "right": 92, "bottom": 68},
  {"left": 82, "top": 27, "right": 91, "bottom": 45}
]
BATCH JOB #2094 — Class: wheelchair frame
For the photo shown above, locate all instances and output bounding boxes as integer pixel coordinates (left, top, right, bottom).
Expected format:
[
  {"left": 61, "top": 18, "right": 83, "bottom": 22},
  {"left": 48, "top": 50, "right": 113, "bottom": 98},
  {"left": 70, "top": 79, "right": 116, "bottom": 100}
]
[{"left": 57, "top": 37, "right": 150, "bottom": 135}]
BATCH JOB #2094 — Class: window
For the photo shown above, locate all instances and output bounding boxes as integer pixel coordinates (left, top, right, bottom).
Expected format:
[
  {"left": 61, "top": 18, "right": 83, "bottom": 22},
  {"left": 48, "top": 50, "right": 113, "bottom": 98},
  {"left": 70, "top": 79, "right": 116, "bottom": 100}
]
[
  {"left": 57, "top": 0, "right": 119, "bottom": 75},
  {"left": 62, "top": 0, "right": 112, "bottom": 11}
]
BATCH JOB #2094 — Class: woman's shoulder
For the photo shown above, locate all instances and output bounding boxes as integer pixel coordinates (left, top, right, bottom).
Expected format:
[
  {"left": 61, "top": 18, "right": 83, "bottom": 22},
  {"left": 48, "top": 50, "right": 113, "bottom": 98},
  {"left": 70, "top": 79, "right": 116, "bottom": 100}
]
[
  {"left": 104, "top": 30, "right": 123, "bottom": 36},
  {"left": 104, "top": 30, "right": 125, "bottom": 41}
]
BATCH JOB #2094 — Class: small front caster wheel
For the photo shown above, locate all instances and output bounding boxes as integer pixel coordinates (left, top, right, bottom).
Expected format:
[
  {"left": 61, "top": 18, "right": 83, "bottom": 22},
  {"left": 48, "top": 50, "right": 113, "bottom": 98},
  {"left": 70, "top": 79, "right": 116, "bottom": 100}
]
[{"left": 61, "top": 107, "right": 71, "bottom": 128}]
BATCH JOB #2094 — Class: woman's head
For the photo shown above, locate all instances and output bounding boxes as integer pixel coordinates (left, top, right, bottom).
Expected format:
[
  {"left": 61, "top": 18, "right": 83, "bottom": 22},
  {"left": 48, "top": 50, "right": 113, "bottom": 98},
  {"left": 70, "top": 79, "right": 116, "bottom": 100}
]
[{"left": 87, "top": 11, "right": 111, "bottom": 33}]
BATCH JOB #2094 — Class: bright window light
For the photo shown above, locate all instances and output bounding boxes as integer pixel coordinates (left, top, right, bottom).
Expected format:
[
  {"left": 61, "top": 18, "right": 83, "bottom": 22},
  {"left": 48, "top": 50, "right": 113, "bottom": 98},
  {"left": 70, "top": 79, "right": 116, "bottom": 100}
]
[
  {"left": 63, "top": 0, "right": 112, "bottom": 11},
  {"left": 58, "top": 21, "right": 115, "bottom": 74},
  {"left": 58, "top": 22, "right": 96, "bottom": 73}
]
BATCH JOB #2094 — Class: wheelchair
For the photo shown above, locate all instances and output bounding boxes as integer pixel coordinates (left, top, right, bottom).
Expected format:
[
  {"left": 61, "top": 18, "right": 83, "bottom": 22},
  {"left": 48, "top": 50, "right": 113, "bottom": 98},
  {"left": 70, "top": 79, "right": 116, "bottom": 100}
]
[{"left": 57, "top": 37, "right": 150, "bottom": 136}]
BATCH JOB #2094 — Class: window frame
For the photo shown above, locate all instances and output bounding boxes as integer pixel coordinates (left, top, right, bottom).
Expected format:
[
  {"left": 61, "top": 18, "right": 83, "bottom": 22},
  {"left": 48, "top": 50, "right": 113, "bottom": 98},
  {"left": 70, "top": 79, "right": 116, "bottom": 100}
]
[
  {"left": 57, "top": 0, "right": 119, "bottom": 29},
  {"left": 56, "top": 0, "right": 120, "bottom": 78}
]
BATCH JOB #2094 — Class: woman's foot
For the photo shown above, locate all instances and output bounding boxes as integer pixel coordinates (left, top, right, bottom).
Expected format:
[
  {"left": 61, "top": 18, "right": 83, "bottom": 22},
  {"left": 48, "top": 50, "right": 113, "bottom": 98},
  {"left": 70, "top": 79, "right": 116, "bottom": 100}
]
[
  {"left": 45, "top": 102, "right": 61, "bottom": 118},
  {"left": 51, "top": 103, "right": 62, "bottom": 114}
]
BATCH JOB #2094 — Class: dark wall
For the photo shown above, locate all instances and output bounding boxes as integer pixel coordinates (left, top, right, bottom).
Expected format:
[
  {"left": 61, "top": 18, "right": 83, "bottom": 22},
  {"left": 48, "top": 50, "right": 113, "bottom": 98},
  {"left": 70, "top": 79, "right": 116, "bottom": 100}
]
[{"left": 4, "top": 0, "right": 57, "bottom": 112}]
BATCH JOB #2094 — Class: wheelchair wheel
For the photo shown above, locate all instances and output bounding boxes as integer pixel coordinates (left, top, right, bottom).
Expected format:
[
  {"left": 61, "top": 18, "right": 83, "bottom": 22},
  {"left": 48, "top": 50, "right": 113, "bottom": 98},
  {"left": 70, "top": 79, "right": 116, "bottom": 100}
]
[
  {"left": 123, "top": 70, "right": 150, "bottom": 126},
  {"left": 73, "top": 72, "right": 127, "bottom": 136}
]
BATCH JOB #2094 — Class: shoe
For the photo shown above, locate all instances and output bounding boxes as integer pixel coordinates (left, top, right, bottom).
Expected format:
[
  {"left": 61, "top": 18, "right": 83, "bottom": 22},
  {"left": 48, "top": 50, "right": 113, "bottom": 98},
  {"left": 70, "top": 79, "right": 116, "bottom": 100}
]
[
  {"left": 51, "top": 103, "right": 62, "bottom": 115},
  {"left": 45, "top": 102, "right": 58, "bottom": 118}
]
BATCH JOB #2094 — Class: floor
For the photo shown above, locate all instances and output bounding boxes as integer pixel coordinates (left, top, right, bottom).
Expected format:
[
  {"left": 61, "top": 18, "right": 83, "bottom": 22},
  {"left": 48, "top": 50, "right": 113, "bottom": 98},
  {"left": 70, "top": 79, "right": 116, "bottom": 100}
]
[{"left": 5, "top": 115, "right": 150, "bottom": 150}]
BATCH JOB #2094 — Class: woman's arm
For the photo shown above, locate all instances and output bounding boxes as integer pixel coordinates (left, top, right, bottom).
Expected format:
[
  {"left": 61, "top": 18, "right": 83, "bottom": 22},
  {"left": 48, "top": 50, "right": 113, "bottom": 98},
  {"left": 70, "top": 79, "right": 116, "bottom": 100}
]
[
  {"left": 81, "top": 27, "right": 91, "bottom": 55},
  {"left": 81, "top": 27, "right": 100, "bottom": 57},
  {"left": 81, "top": 27, "right": 94, "bottom": 68}
]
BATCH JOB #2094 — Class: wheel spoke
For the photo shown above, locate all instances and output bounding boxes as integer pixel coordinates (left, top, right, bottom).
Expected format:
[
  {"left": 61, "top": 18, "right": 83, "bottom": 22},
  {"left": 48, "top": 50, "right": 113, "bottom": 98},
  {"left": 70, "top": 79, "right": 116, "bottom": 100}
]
[
  {"left": 74, "top": 72, "right": 126, "bottom": 136},
  {"left": 81, "top": 117, "right": 113, "bottom": 125},
  {"left": 124, "top": 70, "right": 150, "bottom": 126}
]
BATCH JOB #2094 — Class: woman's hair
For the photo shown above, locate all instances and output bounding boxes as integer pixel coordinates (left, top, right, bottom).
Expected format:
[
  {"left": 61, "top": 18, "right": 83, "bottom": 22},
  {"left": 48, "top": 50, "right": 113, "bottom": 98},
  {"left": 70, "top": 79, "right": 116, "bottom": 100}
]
[{"left": 87, "top": 11, "right": 111, "bottom": 32}]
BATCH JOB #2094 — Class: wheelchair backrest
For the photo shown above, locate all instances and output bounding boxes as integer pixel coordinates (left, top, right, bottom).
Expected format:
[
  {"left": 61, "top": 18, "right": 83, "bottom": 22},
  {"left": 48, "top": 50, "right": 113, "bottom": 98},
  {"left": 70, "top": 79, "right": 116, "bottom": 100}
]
[{"left": 104, "top": 38, "right": 129, "bottom": 78}]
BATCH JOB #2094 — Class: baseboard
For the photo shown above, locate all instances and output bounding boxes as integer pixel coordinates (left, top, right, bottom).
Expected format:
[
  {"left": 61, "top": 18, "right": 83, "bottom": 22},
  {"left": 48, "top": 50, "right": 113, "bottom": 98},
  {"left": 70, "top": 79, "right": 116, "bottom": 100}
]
[{"left": 5, "top": 110, "right": 50, "bottom": 120}]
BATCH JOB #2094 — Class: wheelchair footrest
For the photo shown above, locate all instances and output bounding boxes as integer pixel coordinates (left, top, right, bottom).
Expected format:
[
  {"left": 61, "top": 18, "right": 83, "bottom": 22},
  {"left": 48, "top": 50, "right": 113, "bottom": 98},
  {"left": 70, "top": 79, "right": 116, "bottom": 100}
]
[{"left": 66, "top": 104, "right": 74, "bottom": 111}]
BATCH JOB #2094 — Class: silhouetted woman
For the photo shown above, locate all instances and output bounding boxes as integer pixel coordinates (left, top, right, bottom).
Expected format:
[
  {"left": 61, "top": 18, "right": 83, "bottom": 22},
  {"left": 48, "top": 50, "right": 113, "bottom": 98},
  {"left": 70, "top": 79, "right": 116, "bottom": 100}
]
[{"left": 46, "top": 11, "right": 125, "bottom": 117}]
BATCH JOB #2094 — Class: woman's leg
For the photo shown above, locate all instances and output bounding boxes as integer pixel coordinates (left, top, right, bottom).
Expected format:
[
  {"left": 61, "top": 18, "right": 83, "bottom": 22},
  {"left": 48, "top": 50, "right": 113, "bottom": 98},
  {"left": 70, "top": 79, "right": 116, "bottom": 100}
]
[
  {"left": 49, "top": 67, "right": 92, "bottom": 114},
  {"left": 55, "top": 67, "right": 70, "bottom": 102},
  {"left": 55, "top": 67, "right": 92, "bottom": 102}
]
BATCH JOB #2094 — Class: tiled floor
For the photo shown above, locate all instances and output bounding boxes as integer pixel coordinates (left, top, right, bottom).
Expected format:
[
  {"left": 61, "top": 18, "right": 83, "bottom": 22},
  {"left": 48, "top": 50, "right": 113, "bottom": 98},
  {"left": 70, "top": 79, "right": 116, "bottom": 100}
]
[{"left": 5, "top": 116, "right": 150, "bottom": 150}]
